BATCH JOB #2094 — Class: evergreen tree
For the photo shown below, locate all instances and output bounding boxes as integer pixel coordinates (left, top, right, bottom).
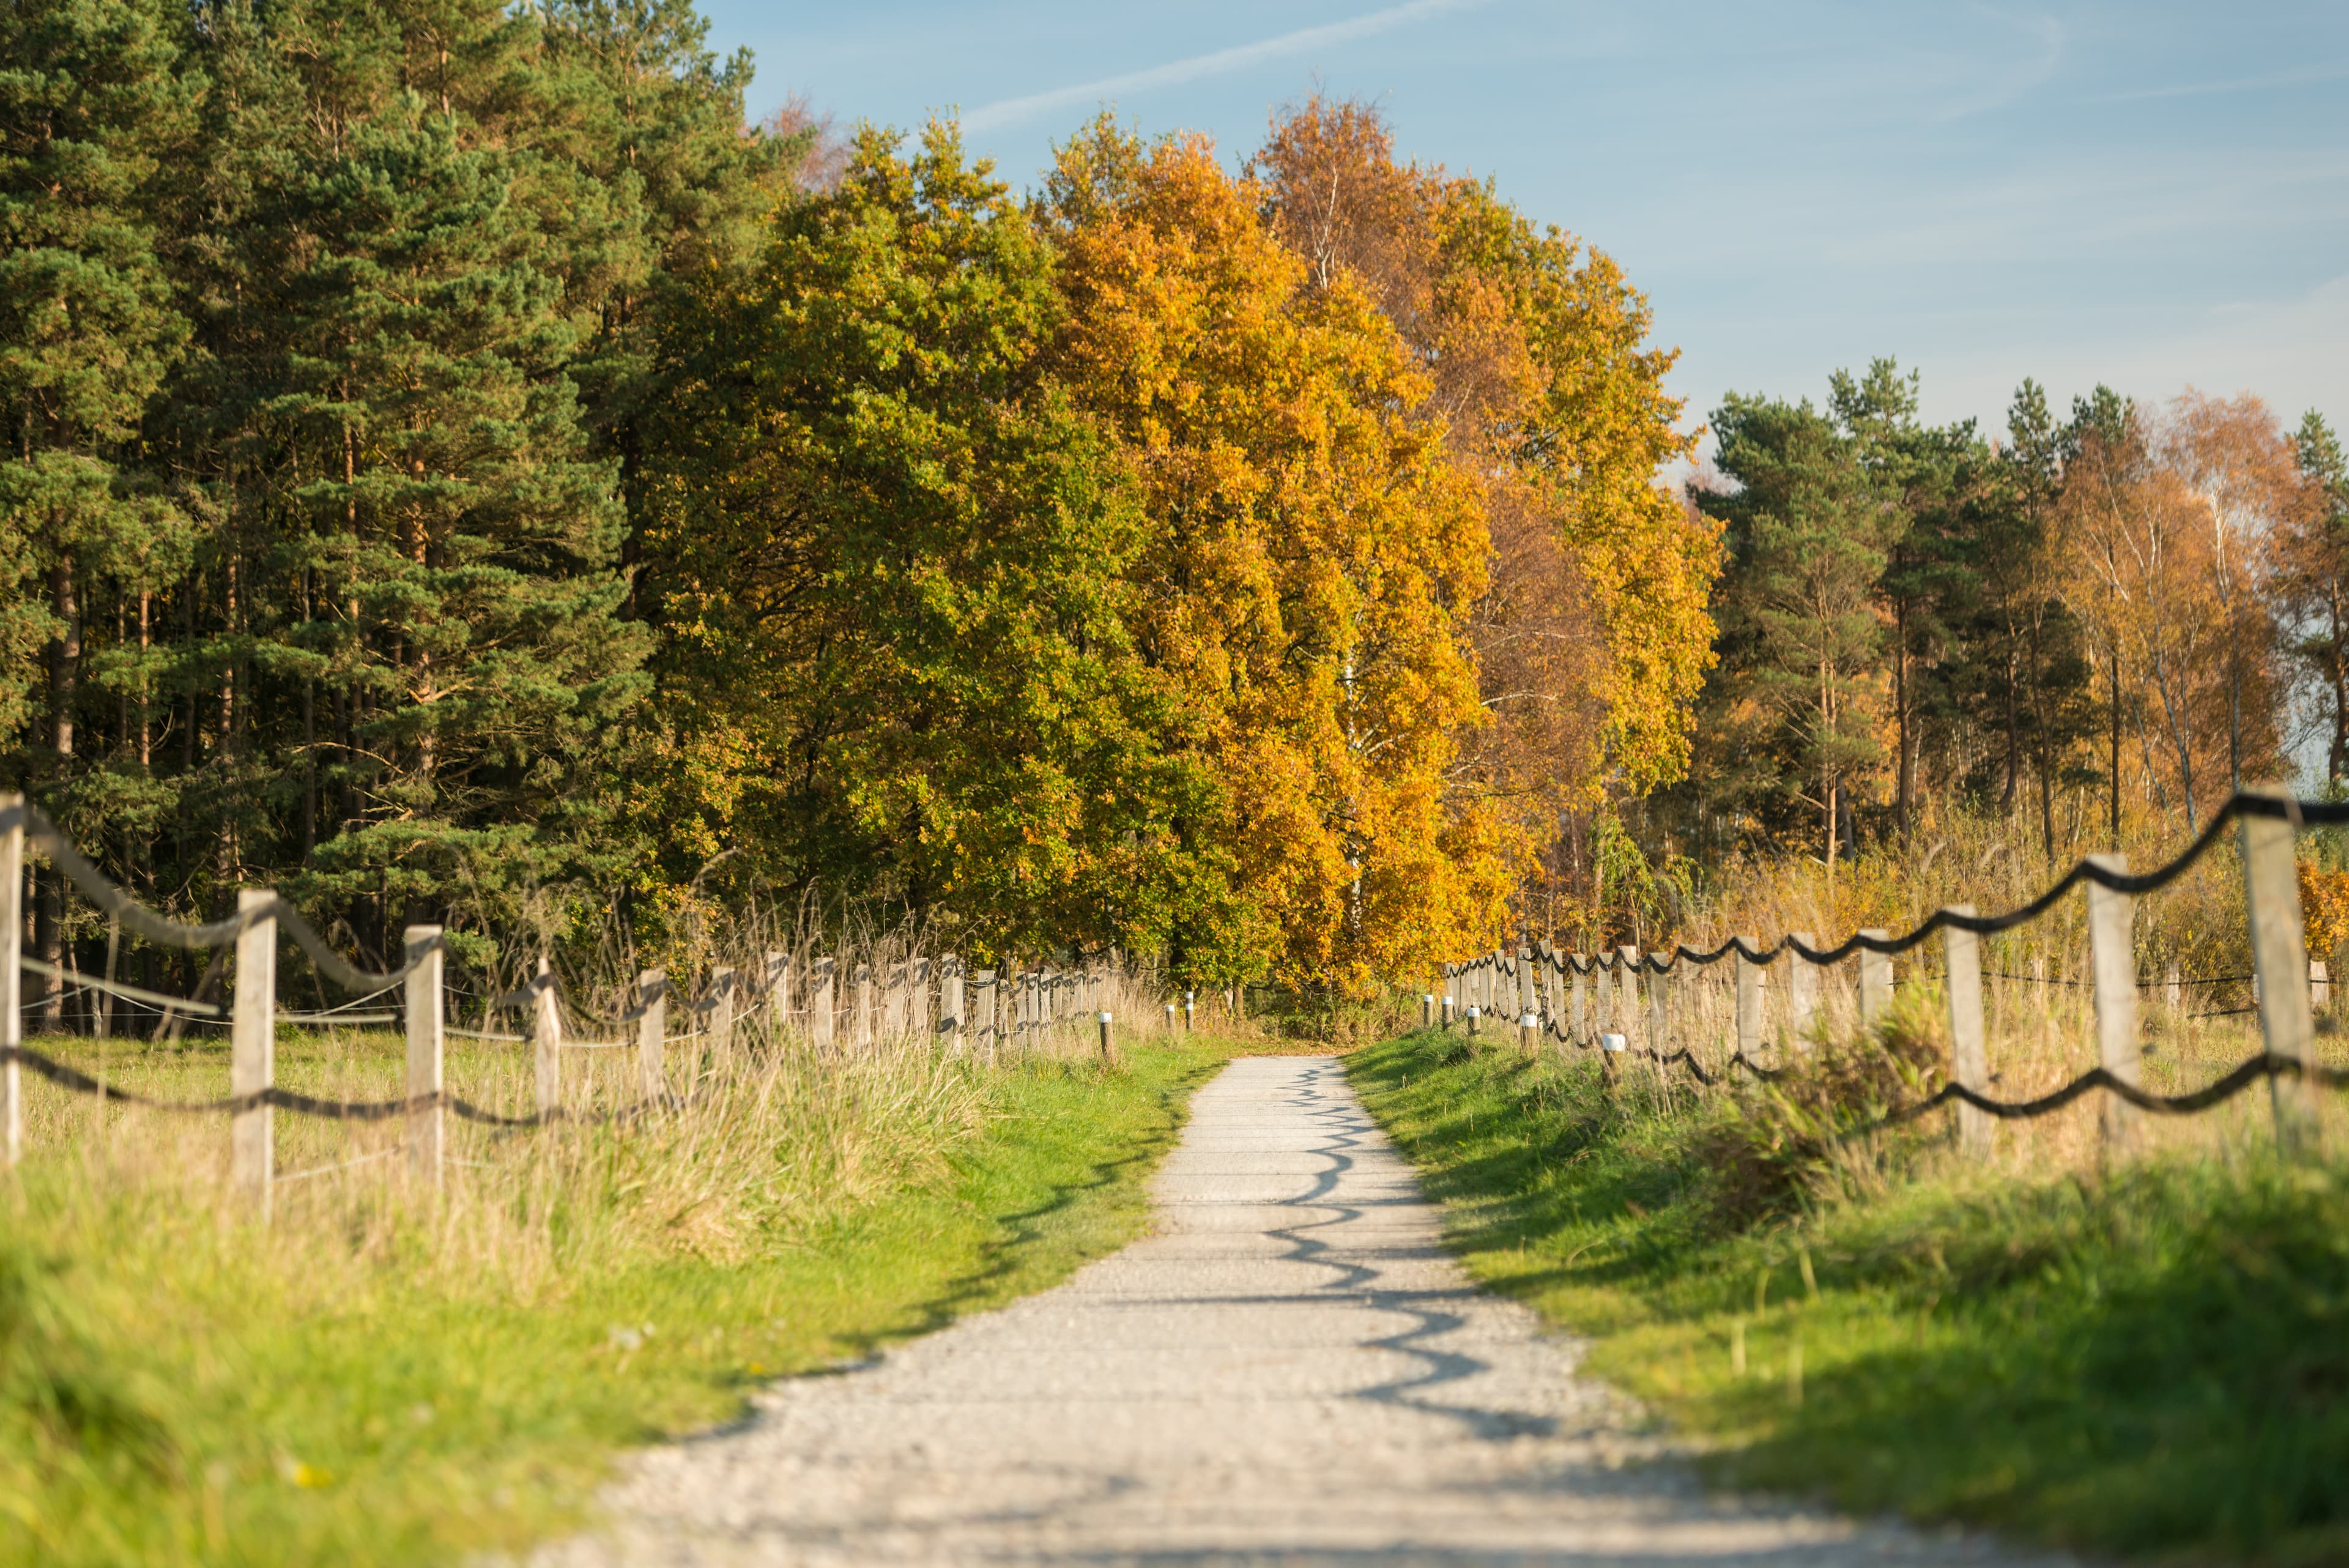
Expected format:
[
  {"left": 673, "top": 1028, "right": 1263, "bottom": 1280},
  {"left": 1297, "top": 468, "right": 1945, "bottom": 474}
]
[
  {"left": 1688, "top": 393, "right": 1892, "bottom": 871},
  {"left": 0, "top": 0, "right": 196, "bottom": 1011}
]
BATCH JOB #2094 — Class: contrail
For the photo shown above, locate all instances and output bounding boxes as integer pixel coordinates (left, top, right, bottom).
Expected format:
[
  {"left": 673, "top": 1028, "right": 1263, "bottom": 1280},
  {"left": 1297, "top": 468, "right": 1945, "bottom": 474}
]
[{"left": 963, "top": 0, "right": 1494, "bottom": 132}]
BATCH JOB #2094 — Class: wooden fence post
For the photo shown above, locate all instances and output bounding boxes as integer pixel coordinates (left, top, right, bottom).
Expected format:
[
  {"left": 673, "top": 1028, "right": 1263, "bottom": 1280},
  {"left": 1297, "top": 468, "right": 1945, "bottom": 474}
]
[
  {"left": 1649, "top": 957, "right": 1668, "bottom": 1057},
  {"left": 636, "top": 968, "right": 666, "bottom": 1101},
  {"left": 911, "top": 956, "right": 932, "bottom": 1046},
  {"left": 532, "top": 956, "right": 562, "bottom": 1118},
  {"left": 1786, "top": 932, "right": 1819, "bottom": 1051},
  {"left": 975, "top": 969, "right": 996, "bottom": 1063},
  {"left": 2314, "top": 959, "right": 2331, "bottom": 1014},
  {"left": 941, "top": 954, "right": 963, "bottom": 1052},
  {"left": 811, "top": 957, "right": 835, "bottom": 1050},
  {"left": 2165, "top": 960, "right": 2181, "bottom": 1013},
  {"left": 1943, "top": 905, "right": 1990, "bottom": 1158},
  {"left": 710, "top": 965, "right": 736, "bottom": 1057},
  {"left": 1616, "top": 946, "right": 1639, "bottom": 1045},
  {"left": 1735, "top": 939, "right": 1762, "bottom": 1063},
  {"left": 1570, "top": 961, "right": 1586, "bottom": 1045},
  {"left": 232, "top": 888, "right": 276, "bottom": 1216},
  {"left": 1857, "top": 931, "right": 1893, "bottom": 1027},
  {"left": 0, "top": 793, "right": 21, "bottom": 1167},
  {"left": 2085, "top": 854, "right": 2141, "bottom": 1156},
  {"left": 403, "top": 925, "right": 443, "bottom": 1190},
  {"left": 2241, "top": 797, "right": 2319, "bottom": 1155},
  {"left": 766, "top": 950, "right": 790, "bottom": 1036},
  {"left": 854, "top": 963, "right": 873, "bottom": 1050}
]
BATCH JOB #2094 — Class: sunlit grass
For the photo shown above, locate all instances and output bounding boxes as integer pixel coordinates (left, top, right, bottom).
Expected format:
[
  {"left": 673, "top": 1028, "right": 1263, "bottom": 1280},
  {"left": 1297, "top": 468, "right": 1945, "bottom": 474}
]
[
  {"left": 0, "top": 1024, "right": 1241, "bottom": 1566},
  {"left": 1351, "top": 1023, "right": 2349, "bottom": 1566}
]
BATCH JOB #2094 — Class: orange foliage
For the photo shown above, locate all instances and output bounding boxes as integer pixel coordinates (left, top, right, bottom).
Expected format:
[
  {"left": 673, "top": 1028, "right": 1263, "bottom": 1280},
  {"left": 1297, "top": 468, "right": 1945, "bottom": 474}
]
[{"left": 1044, "top": 122, "right": 1519, "bottom": 987}]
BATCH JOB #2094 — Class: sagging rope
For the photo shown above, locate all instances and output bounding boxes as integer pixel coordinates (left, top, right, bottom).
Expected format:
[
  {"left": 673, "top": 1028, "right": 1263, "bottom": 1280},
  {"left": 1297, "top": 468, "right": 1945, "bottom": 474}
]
[{"left": 0, "top": 1043, "right": 677, "bottom": 1128}]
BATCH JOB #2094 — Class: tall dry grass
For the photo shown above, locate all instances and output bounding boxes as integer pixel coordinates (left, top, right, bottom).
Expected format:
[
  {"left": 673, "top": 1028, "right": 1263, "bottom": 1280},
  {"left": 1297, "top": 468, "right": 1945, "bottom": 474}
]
[{"left": 1575, "top": 805, "right": 2349, "bottom": 1189}]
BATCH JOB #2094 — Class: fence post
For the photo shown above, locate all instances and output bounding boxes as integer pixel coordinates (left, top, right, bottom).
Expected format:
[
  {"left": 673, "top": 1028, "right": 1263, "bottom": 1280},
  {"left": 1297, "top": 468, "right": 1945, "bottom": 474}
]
[
  {"left": 941, "top": 954, "right": 963, "bottom": 1052},
  {"left": 1648, "top": 957, "right": 1668, "bottom": 1057},
  {"left": 811, "top": 957, "right": 835, "bottom": 1050},
  {"left": 2085, "top": 854, "right": 2140, "bottom": 1156},
  {"left": 975, "top": 969, "right": 996, "bottom": 1063},
  {"left": 636, "top": 968, "right": 666, "bottom": 1101},
  {"left": 2314, "top": 959, "right": 2331, "bottom": 1014},
  {"left": 1857, "top": 931, "right": 1893, "bottom": 1027},
  {"left": 883, "top": 960, "right": 905, "bottom": 1039},
  {"left": 2241, "top": 797, "right": 2319, "bottom": 1155},
  {"left": 1097, "top": 1009, "right": 1113, "bottom": 1060},
  {"left": 1786, "top": 932, "right": 1819, "bottom": 1052},
  {"left": 533, "top": 956, "right": 562, "bottom": 1118},
  {"left": 1612, "top": 945, "right": 1636, "bottom": 1047},
  {"left": 232, "top": 888, "right": 276, "bottom": 1216},
  {"left": 1183, "top": 989, "right": 1195, "bottom": 1033},
  {"left": 0, "top": 793, "right": 21, "bottom": 1167},
  {"left": 1734, "top": 939, "right": 1762, "bottom": 1063},
  {"left": 710, "top": 965, "right": 736, "bottom": 1057},
  {"left": 912, "top": 956, "right": 932, "bottom": 1046},
  {"left": 854, "top": 963, "right": 873, "bottom": 1050},
  {"left": 403, "top": 924, "right": 443, "bottom": 1190},
  {"left": 1570, "top": 962, "right": 1586, "bottom": 1045},
  {"left": 766, "top": 949, "right": 790, "bottom": 1036},
  {"left": 1943, "top": 905, "right": 1990, "bottom": 1158},
  {"left": 2165, "top": 960, "right": 2181, "bottom": 1013}
]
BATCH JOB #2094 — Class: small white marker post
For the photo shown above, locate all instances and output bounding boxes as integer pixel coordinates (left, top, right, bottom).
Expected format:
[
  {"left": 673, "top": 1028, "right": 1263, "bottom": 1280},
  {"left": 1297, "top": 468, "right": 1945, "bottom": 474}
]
[
  {"left": 1097, "top": 1010, "right": 1113, "bottom": 1060},
  {"left": 532, "top": 956, "right": 562, "bottom": 1118}
]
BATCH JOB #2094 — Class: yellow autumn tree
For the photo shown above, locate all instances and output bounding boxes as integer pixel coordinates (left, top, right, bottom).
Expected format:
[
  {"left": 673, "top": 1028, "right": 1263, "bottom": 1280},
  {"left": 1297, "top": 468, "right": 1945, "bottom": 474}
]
[
  {"left": 1042, "top": 122, "right": 1520, "bottom": 987},
  {"left": 1250, "top": 98, "right": 1722, "bottom": 926}
]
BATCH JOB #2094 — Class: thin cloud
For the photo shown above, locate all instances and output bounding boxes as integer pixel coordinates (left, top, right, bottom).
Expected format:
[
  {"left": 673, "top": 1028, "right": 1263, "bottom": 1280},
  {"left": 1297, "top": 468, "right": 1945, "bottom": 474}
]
[
  {"left": 2089, "top": 61, "right": 2349, "bottom": 103},
  {"left": 1934, "top": 10, "right": 2065, "bottom": 122},
  {"left": 963, "top": 0, "right": 1494, "bottom": 132}
]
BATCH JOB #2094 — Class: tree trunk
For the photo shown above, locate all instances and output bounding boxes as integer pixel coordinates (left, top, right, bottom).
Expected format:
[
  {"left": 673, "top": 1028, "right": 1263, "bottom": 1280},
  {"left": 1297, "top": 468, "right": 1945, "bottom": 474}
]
[
  {"left": 1894, "top": 600, "right": 1912, "bottom": 840},
  {"left": 2109, "top": 653, "right": 2123, "bottom": 845},
  {"left": 35, "top": 552, "right": 78, "bottom": 1028}
]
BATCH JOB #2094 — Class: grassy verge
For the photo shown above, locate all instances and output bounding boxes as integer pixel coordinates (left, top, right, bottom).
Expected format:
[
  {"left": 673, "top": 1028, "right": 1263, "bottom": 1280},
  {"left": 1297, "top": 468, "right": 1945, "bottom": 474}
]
[
  {"left": 0, "top": 1035, "right": 1239, "bottom": 1567},
  {"left": 1348, "top": 1026, "right": 2349, "bottom": 1566}
]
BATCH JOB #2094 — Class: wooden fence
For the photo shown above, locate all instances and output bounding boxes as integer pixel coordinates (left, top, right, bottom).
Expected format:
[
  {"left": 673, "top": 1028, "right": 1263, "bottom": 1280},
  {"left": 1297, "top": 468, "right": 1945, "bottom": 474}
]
[
  {"left": 1435, "top": 785, "right": 2349, "bottom": 1155},
  {"left": 1, "top": 792, "right": 1165, "bottom": 1214}
]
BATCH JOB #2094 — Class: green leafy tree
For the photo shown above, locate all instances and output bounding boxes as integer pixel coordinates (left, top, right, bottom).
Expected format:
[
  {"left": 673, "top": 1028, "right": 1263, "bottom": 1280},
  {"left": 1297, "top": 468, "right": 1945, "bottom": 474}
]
[{"left": 641, "top": 122, "right": 1213, "bottom": 964}]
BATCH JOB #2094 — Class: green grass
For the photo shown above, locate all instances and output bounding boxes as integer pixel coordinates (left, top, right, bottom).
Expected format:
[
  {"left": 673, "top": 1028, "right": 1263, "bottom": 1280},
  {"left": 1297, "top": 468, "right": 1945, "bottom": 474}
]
[
  {"left": 0, "top": 1036, "right": 1239, "bottom": 1566},
  {"left": 1347, "top": 1027, "right": 2349, "bottom": 1566}
]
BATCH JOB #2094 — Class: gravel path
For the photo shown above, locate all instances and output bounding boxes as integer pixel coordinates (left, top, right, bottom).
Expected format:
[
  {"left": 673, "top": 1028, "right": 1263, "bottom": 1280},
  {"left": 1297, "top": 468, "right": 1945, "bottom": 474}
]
[{"left": 541, "top": 1055, "right": 2057, "bottom": 1567}]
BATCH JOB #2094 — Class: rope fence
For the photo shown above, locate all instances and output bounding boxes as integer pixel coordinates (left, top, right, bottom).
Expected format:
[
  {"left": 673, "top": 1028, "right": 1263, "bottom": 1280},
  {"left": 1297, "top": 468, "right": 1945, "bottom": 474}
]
[
  {"left": 2, "top": 793, "right": 1178, "bottom": 1214},
  {"left": 1430, "top": 786, "right": 2349, "bottom": 1159}
]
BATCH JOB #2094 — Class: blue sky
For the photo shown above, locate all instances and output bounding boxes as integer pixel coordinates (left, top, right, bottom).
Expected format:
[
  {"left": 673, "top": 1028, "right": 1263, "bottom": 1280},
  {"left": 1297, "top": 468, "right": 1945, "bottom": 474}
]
[{"left": 696, "top": 1, "right": 2348, "bottom": 447}]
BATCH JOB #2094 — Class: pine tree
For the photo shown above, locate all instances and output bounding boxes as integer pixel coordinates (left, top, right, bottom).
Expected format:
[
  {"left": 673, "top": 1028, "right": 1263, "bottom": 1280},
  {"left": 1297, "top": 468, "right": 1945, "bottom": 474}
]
[
  {"left": 1689, "top": 393, "right": 1892, "bottom": 870},
  {"left": 0, "top": 0, "right": 195, "bottom": 1013}
]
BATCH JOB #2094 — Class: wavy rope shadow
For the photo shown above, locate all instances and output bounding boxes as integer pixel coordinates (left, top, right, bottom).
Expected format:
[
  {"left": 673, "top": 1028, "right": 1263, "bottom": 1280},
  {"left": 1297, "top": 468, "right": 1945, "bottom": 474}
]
[{"left": 1265, "top": 1063, "right": 1559, "bottom": 1441}]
